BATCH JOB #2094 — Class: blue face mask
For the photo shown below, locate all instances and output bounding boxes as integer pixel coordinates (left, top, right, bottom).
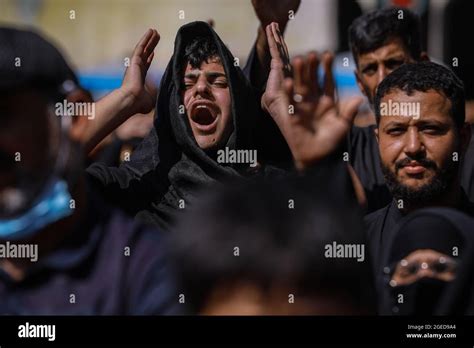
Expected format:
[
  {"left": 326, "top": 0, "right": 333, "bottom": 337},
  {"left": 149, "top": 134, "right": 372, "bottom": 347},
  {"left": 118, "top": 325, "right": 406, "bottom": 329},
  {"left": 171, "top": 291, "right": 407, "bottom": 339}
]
[{"left": 0, "top": 178, "right": 73, "bottom": 241}]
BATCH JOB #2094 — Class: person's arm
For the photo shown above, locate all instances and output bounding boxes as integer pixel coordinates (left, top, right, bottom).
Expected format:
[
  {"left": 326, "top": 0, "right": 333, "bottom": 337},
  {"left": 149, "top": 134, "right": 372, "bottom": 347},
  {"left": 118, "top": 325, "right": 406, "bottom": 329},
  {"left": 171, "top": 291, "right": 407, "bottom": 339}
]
[
  {"left": 261, "top": 22, "right": 363, "bottom": 171},
  {"left": 81, "top": 29, "right": 160, "bottom": 154},
  {"left": 261, "top": 22, "right": 367, "bottom": 208},
  {"left": 243, "top": 0, "right": 301, "bottom": 89}
]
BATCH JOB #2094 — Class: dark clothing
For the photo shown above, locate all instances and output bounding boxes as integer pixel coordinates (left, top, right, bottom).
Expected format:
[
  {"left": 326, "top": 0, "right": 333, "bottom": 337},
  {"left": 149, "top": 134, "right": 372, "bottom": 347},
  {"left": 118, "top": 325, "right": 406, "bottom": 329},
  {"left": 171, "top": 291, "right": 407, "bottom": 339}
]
[
  {"left": 88, "top": 22, "right": 287, "bottom": 231},
  {"left": 242, "top": 43, "right": 263, "bottom": 91},
  {"left": 349, "top": 125, "right": 391, "bottom": 213},
  {"left": 87, "top": 155, "right": 288, "bottom": 230},
  {"left": 364, "top": 192, "right": 474, "bottom": 281},
  {"left": 0, "top": 185, "right": 179, "bottom": 315},
  {"left": 242, "top": 43, "right": 293, "bottom": 167},
  {"left": 377, "top": 207, "right": 474, "bottom": 315}
]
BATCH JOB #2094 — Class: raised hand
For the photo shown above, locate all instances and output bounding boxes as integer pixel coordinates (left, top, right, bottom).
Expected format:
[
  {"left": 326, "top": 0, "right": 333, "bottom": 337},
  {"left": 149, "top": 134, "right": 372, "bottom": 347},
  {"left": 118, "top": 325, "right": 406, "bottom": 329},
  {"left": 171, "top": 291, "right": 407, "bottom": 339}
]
[
  {"left": 261, "top": 23, "right": 292, "bottom": 120},
  {"left": 120, "top": 28, "right": 160, "bottom": 115},
  {"left": 261, "top": 23, "right": 363, "bottom": 171},
  {"left": 82, "top": 29, "right": 160, "bottom": 154}
]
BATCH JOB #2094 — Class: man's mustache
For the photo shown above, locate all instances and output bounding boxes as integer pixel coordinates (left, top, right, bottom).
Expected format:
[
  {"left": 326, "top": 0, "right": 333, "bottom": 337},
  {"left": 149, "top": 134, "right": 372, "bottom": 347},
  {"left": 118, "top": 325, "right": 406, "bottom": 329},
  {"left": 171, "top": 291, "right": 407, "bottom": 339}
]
[{"left": 395, "top": 156, "right": 437, "bottom": 172}]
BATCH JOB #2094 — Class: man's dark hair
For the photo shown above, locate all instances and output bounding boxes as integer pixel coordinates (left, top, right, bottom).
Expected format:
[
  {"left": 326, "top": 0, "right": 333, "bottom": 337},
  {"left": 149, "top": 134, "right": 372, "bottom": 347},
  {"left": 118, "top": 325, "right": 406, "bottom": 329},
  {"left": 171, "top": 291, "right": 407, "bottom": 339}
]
[
  {"left": 170, "top": 178, "right": 375, "bottom": 314},
  {"left": 374, "top": 61, "right": 465, "bottom": 127},
  {"left": 183, "top": 35, "right": 220, "bottom": 69},
  {"left": 348, "top": 7, "right": 422, "bottom": 66}
]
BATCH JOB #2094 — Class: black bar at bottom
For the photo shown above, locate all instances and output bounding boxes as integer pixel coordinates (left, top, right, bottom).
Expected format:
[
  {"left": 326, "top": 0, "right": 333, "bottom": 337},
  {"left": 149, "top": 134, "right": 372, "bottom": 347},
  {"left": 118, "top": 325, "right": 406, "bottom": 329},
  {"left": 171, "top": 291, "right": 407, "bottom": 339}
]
[{"left": 0, "top": 316, "right": 473, "bottom": 345}]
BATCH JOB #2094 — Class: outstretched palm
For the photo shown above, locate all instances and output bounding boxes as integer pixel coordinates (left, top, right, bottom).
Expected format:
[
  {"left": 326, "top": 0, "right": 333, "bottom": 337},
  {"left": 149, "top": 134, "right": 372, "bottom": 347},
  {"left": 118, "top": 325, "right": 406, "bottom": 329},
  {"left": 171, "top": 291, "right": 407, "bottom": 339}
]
[
  {"left": 121, "top": 29, "right": 160, "bottom": 115},
  {"left": 261, "top": 23, "right": 362, "bottom": 170}
]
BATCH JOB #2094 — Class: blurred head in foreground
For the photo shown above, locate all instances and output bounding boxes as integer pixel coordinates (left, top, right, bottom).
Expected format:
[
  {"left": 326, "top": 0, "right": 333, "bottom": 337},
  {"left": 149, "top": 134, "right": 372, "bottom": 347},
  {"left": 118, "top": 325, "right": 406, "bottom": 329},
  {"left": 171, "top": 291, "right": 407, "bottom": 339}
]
[
  {"left": 171, "top": 178, "right": 375, "bottom": 315},
  {"left": 0, "top": 27, "right": 91, "bottom": 240}
]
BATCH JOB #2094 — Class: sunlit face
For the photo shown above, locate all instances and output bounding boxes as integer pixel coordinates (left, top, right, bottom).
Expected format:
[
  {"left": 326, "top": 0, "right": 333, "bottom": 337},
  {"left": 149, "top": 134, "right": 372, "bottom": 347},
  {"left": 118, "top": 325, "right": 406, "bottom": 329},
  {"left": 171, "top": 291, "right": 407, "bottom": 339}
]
[
  {"left": 355, "top": 37, "right": 415, "bottom": 104},
  {"left": 182, "top": 57, "right": 233, "bottom": 150},
  {"left": 391, "top": 249, "right": 457, "bottom": 287},
  {"left": 376, "top": 89, "right": 460, "bottom": 201}
]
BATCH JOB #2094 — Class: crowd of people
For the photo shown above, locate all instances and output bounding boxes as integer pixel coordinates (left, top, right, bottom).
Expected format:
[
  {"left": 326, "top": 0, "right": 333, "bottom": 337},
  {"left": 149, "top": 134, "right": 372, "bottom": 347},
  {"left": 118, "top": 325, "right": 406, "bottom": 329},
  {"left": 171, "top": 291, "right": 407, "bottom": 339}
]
[{"left": 1, "top": 0, "right": 473, "bottom": 315}]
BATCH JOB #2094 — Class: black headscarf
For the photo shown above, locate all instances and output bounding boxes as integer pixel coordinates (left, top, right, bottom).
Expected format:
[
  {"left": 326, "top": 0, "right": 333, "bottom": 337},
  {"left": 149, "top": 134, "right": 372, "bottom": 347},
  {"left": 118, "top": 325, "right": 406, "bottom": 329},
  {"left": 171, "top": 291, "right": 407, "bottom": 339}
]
[
  {"left": 379, "top": 208, "right": 474, "bottom": 315},
  {"left": 125, "top": 22, "right": 356, "bottom": 230},
  {"left": 132, "top": 22, "right": 264, "bottom": 229}
]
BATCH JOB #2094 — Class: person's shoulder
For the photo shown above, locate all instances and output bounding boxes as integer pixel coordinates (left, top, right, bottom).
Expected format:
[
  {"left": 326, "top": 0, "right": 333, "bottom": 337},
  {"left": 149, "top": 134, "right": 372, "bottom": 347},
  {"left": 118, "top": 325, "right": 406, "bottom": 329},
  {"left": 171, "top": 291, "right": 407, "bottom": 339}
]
[{"left": 86, "top": 162, "right": 136, "bottom": 186}]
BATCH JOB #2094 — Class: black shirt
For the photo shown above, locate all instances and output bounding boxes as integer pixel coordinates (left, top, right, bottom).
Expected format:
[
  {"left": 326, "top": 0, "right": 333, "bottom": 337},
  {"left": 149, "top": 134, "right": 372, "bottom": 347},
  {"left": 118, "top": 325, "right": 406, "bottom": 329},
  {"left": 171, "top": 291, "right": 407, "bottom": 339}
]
[
  {"left": 349, "top": 125, "right": 391, "bottom": 213},
  {"left": 364, "top": 192, "right": 474, "bottom": 277}
]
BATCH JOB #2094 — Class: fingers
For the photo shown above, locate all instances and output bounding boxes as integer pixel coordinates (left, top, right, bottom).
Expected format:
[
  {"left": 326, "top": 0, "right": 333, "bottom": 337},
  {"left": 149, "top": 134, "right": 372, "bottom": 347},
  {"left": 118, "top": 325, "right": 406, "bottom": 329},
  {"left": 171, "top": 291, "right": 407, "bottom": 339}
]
[
  {"left": 315, "top": 95, "right": 335, "bottom": 118},
  {"left": 307, "top": 51, "right": 319, "bottom": 97},
  {"left": 270, "top": 23, "right": 291, "bottom": 74},
  {"left": 292, "top": 56, "right": 305, "bottom": 95},
  {"left": 270, "top": 23, "right": 282, "bottom": 51},
  {"left": 283, "top": 77, "right": 294, "bottom": 102},
  {"left": 278, "top": 77, "right": 298, "bottom": 138},
  {"left": 338, "top": 96, "right": 364, "bottom": 125},
  {"left": 143, "top": 29, "right": 160, "bottom": 58},
  {"left": 145, "top": 51, "right": 155, "bottom": 70},
  {"left": 134, "top": 29, "right": 153, "bottom": 56},
  {"left": 290, "top": 51, "right": 336, "bottom": 103},
  {"left": 321, "top": 52, "right": 335, "bottom": 99},
  {"left": 266, "top": 23, "right": 281, "bottom": 61},
  {"left": 133, "top": 29, "right": 160, "bottom": 62},
  {"left": 291, "top": 53, "right": 319, "bottom": 102},
  {"left": 275, "top": 24, "right": 290, "bottom": 67}
]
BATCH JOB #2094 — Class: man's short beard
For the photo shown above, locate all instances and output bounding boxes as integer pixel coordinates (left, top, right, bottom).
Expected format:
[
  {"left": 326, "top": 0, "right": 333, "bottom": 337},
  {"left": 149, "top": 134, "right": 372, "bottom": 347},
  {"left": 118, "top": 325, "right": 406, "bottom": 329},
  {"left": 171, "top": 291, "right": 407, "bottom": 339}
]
[{"left": 381, "top": 158, "right": 460, "bottom": 209}]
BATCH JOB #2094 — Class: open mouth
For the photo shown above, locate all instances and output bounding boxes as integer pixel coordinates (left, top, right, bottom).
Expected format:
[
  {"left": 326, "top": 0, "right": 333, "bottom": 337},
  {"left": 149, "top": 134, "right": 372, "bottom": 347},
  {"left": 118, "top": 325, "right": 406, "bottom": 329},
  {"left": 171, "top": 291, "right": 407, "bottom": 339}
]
[{"left": 190, "top": 102, "right": 219, "bottom": 132}]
